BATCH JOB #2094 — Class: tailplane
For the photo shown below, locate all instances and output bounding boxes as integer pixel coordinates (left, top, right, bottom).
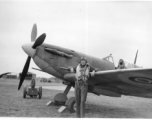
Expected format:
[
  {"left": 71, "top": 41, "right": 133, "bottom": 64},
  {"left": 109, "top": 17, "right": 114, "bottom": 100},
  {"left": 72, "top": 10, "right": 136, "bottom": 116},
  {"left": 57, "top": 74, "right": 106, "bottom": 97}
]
[{"left": 134, "top": 50, "right": 138, "bottom": 65}]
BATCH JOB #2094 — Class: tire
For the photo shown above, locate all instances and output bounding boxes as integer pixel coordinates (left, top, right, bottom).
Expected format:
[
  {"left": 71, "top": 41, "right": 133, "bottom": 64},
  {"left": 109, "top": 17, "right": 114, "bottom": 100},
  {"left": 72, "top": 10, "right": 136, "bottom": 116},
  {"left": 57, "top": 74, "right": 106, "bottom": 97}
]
[
  {"left": 23, "top": 86, "right": 26, "bottom": 98},
  {"left": 66, "top": 97, "right": 76, "bottom": 113},
  {"left": 53, "top": 93, "right": 68, "bottom": 105},
  {"left": 38, "top": 86, "right": 42, "bottom": 99},
  {"left": 30, "top": 95, "right": 33, "bottom": 98}
]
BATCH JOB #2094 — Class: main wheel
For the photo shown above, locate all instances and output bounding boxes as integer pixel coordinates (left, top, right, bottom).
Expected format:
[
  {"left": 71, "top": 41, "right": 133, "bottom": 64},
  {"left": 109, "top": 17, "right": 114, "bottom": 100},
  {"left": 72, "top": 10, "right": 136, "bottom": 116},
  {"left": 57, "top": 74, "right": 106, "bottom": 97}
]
[
  {"left": 23, "top": 86, "right": 27, "bottom": 98},
  {"left": 53, "top": 93, "right": 68, "bottom": 105},
  {"left": 38, "top": 86, "right": 42, "bottom": 99},
  {"left": 66, "top": 97, "right": 76, "bottom": 113}
]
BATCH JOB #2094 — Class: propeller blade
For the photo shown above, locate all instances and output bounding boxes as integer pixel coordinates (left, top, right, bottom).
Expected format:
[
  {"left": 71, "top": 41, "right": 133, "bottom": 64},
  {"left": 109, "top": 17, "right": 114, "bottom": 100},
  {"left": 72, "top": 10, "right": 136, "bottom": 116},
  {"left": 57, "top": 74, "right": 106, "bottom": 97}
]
[
  {"left": 31, "top": 24, "right": 37, "bottom": 42},
  {"left": 32, "top": 33, "right": 46, "bottom": 49},
  {"left": 134, "top": 50, "right": 138, "bottom": 64},
  {"left": 18, "top": 56, "right": 31, "bottom": 90}
]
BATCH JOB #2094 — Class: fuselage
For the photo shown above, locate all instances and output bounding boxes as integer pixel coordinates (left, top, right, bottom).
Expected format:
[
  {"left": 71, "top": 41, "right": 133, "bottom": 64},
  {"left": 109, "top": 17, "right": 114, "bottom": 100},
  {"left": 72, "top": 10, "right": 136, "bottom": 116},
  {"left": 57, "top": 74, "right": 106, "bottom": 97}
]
[
  {"left": 22, "top": 42, "right": 152, "bottom": 98},
  {"left": 33, "top": 43, "right": 115, "bottom": 81}
]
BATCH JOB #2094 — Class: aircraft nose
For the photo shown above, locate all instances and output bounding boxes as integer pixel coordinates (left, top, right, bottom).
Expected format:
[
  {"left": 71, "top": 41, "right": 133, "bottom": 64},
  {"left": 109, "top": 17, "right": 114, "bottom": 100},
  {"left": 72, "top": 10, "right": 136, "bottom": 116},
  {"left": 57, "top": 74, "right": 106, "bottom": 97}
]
[{"left": 22, "top": 43, "right": 36, "bottom": 58}]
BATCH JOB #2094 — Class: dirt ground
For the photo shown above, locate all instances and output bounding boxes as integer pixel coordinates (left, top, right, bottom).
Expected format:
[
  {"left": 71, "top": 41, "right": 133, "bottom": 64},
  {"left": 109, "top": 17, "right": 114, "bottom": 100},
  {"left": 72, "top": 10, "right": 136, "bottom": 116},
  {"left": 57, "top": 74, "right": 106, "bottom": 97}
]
[{"left": 1, "top": 78, "right": 152, "bottom": 118}]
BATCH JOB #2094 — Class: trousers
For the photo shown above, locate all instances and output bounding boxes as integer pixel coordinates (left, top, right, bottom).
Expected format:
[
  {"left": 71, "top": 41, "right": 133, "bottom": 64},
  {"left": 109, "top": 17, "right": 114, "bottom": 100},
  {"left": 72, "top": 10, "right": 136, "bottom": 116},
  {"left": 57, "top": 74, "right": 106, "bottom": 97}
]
[{"left": 75, "top": 80, "right": 88, "bottom": 118}]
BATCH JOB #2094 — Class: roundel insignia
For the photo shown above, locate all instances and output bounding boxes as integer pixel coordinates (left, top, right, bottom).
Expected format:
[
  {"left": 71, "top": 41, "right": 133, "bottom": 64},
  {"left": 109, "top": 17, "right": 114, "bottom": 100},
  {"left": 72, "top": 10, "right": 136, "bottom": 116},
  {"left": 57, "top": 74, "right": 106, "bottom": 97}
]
[
  {"left": 129, "top": 77, "right": 152, "bottom": 84},
  {"left": 118, "top": 73, "right": 152, "bottom": 88}
]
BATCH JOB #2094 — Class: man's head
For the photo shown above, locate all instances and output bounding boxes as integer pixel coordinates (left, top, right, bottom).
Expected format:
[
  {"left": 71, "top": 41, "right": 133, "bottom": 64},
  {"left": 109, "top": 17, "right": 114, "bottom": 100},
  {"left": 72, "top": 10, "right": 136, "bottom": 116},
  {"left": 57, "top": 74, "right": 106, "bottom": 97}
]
[
  {"left": 119, "top": 59, "right": 124, "bottom": 65},
  {"left": 80, "top": 57, "right": 87, "bottom": 66}
]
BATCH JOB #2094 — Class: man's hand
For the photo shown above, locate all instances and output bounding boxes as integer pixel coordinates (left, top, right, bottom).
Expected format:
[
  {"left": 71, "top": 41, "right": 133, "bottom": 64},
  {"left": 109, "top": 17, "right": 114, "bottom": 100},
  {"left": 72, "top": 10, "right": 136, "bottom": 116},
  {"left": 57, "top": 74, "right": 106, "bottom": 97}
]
[
  {"left": 90, "top": 70, "right": 95, "bottom": 77},
  {"left": 68, "top": 66, "right": 74, "bottom": 73}
]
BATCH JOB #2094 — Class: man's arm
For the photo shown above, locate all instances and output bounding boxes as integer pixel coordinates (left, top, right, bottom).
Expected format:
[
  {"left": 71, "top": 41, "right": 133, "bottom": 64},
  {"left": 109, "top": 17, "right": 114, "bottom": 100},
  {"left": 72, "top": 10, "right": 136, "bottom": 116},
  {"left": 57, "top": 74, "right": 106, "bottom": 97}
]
[
  {"left": 88, "top": 64, "right": 98, "bottom": 72},
  {"left": 89, "top": 64, "right": 98, "bottom": 77},
  {"left": 68, "top": 66, "right": 77, "bottom": 73}
]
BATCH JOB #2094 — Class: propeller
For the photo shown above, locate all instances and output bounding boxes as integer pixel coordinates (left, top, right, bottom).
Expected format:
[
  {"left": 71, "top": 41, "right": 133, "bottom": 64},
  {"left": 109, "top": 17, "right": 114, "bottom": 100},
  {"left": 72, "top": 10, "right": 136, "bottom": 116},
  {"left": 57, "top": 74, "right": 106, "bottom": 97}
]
[
  {"left": 31, "top": 24, "right": 37, "bottom": 42},
  {"left": 32, "top": 33, "right": 46, "bottom": 49},
  {"left": 18, "top": 24, "right": 46, "bottom": 90},
  {"left": 18, "top": 56, "right": 31, "bottom": 90}
]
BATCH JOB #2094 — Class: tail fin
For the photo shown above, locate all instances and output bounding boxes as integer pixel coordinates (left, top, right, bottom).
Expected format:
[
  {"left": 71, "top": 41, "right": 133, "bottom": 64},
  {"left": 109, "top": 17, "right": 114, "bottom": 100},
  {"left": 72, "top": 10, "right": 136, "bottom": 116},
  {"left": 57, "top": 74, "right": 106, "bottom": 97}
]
[{"left": 134, "top": 50, "right": 138, "bottom": 64}]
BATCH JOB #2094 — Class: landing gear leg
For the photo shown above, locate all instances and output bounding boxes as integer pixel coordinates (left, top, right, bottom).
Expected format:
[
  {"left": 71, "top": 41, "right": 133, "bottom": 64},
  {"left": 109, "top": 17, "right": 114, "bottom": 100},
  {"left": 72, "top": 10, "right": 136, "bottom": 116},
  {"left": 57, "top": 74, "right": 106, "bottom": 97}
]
[
  {"left": 57, "top": 86, "right": 76, "bottom": 113},
  {"left": 47, "top": 84, "right": 72, "bottom": 106},
  {"left": 53, "top": 84, "right": 72, "bottom": 105}
]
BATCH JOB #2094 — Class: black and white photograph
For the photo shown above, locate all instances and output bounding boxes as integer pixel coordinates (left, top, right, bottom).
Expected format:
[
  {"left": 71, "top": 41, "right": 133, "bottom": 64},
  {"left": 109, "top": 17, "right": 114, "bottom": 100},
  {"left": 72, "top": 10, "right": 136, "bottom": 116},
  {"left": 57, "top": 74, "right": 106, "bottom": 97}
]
[{"left": 1, "top": 0, "right": 152, "bottom": 118}]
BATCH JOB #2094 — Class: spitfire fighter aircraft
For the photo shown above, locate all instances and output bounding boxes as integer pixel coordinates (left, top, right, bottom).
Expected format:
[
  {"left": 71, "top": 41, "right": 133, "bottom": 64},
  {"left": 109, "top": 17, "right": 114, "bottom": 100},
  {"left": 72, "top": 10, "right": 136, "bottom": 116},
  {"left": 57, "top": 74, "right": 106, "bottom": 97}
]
[{"left": 18, "top": 24, "right": 152, "bottom": 112}]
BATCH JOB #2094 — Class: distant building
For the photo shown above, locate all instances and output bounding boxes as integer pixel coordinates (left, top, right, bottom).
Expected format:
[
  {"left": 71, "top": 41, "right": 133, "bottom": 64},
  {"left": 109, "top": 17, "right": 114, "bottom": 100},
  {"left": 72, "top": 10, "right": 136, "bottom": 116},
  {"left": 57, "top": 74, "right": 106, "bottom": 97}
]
[
  {"left": 19, "top": 72, "right": 36, "bottom": 80},
  {"left": 7, "top": 74, "right": 17, "bottom": 79},
  {"left": 48, "top": 77, "right": 62, "bottom": 82}
]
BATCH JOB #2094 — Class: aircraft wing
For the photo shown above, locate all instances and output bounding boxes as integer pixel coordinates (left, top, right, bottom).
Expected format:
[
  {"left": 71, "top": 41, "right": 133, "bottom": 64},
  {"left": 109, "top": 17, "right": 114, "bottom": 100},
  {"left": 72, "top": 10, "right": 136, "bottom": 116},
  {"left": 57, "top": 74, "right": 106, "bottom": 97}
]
[
  {"left": 91, "top": 68, "right": 152, "bottom": 98},
  {"left": 64, "top": 68, "right": 152, "bottom": 98},
  {"left": 0, "top": 72, "right": 11, "bottom": 78},
  {"left": 95, "top": 68, "right": 152, "bottom": 87}
]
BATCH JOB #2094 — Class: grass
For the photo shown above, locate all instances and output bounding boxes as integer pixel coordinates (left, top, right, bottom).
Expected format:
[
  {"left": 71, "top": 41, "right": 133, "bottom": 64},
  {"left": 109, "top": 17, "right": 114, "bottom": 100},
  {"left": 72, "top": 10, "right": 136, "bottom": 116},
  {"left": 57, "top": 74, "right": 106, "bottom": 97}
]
[{"left": 1, "top": 78, "right": 152, "bottom": 118}]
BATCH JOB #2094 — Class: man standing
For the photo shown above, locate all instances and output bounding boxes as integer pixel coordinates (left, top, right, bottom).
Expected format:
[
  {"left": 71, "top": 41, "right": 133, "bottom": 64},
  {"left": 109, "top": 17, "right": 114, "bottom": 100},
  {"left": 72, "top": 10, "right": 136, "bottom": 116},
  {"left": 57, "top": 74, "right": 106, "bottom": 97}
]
[
  {"left": 116, "top": 59, "right": 126, "bottom": 69},
  {"left": 30, "top": 79, "right": 36, "bottom": 89},
  {"left": 70, "top": 57, "right": 95, "bottom": 118}
]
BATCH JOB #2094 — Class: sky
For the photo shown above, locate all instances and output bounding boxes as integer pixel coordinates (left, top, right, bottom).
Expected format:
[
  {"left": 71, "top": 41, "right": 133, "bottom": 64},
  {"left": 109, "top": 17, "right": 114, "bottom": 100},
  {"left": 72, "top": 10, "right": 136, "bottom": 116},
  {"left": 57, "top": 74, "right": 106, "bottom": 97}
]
[{"left": 0, "top": 0, "right": 152, "bottom": 78}]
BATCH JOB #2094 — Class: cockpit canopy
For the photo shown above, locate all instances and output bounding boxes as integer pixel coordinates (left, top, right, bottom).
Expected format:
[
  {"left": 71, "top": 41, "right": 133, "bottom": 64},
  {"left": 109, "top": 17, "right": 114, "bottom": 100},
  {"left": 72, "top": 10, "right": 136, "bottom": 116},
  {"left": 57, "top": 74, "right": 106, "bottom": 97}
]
[{"left": 103, "top": 54, "right": 115, "bottom": 64}]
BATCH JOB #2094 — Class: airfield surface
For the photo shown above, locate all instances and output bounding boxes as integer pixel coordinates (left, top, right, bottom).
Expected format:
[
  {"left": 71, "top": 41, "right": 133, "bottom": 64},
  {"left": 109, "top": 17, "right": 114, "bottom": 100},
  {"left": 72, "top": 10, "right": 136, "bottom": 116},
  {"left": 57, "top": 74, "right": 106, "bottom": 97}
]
[{"left": 1, "top": 79, "right": 152, "bottom": 118}]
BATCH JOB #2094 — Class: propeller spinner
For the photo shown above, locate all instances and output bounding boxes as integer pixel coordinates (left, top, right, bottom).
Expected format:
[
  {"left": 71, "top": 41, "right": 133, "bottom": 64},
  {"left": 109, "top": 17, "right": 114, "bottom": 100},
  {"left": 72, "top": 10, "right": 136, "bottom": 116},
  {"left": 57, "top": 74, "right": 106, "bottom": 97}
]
[{"left": 18, "top": 24, "right": 46, "bottom": 90}]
